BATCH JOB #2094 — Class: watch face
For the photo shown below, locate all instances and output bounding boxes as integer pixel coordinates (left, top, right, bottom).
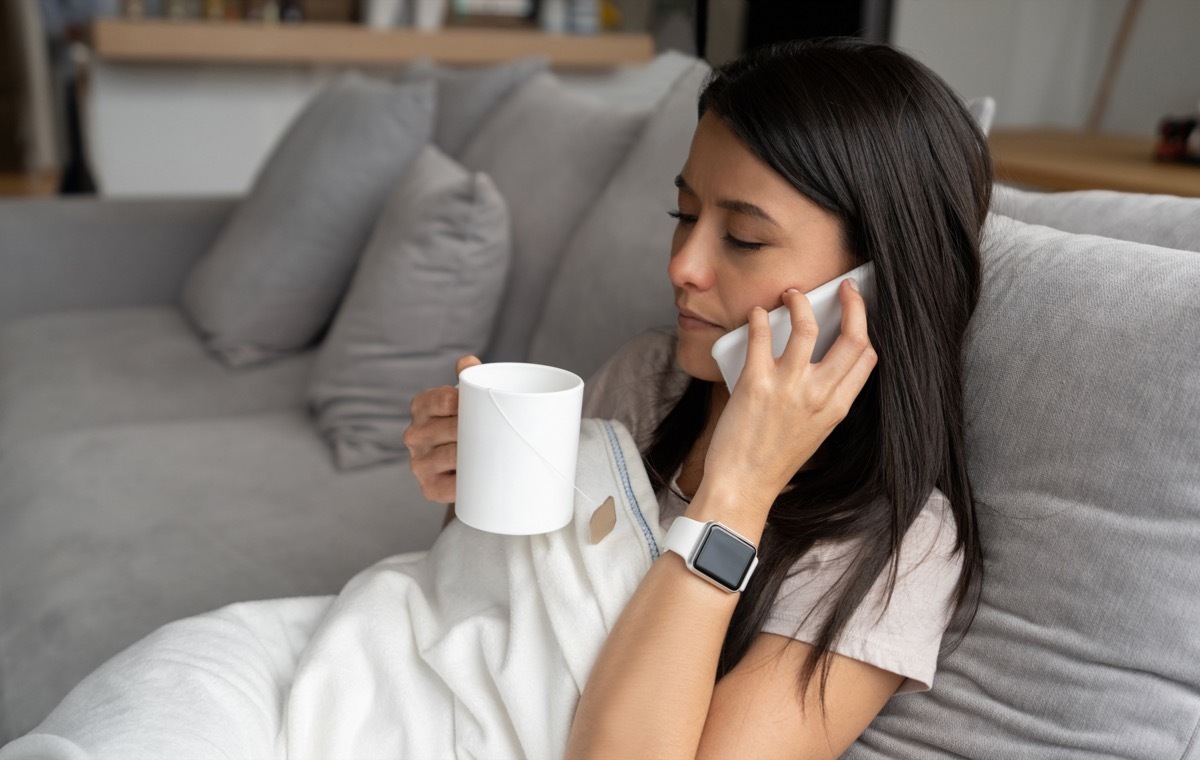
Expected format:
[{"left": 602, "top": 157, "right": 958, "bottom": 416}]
[{"left": 693, "top": 524, "right": 757, "bottom": 591}]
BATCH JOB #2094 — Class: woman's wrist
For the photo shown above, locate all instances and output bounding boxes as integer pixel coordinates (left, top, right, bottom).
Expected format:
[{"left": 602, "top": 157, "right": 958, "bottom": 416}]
[{"left": 684, "top": 478, "right": 773, "bottom": 546}]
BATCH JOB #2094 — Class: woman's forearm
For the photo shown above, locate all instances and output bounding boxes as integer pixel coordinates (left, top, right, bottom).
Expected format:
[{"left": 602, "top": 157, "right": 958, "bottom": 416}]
[{"left": 566, "top": 482, "right": 767, "bottom": 759}]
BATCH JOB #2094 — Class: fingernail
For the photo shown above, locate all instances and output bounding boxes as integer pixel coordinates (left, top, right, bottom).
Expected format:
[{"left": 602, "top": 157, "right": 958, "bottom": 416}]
[
  {"left": 847, "top": 278, "right": 859, "bottom": 292},
  {"left": 785, "top": 288, "right": 799, "bottom": 295}
]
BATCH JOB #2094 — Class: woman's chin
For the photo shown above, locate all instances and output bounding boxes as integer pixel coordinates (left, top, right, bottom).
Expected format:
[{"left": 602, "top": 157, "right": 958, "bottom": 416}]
[{"left": 675, "top": 342, "right": 724, "bottom": 384}]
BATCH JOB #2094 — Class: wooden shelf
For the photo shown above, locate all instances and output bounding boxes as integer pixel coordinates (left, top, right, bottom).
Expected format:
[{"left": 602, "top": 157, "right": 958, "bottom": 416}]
[
  {"left": 0, "top": 171, "right": 58, "bottom": 197},
  {"left": 89, "top": 18, "right": 654, "bottom": 69},
  {"left": 989, "top": 128, "right": 1200, "bottom": 198}
]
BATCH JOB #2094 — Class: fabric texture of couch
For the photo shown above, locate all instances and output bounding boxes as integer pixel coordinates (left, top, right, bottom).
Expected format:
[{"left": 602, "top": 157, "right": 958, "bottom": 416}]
[{"left": 2, "top": 52, "right": 1199, "bottom": 759}]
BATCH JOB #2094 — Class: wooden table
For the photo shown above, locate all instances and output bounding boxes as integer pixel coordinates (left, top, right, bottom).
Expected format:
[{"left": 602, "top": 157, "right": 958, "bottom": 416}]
[{"left": 989, "top": 128, "right": 1200, "bottom": 198}]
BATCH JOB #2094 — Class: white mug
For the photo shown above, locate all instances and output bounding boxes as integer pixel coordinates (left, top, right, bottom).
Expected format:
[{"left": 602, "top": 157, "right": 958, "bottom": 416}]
[{"left": 455, "top": 363, "right": 585, "bottom": 535}]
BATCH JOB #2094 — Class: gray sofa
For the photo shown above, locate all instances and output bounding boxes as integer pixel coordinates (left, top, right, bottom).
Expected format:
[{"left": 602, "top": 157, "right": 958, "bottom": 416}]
[
  {"left": 2, "top": 54, "right": 1199, "bottom": 759},
  {"left": 0, "top": 50, "right": 705, "bottom": 742}
]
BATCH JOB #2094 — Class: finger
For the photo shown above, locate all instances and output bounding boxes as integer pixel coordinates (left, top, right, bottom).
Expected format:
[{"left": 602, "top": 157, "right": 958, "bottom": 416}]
[
  {"left": 403, "top": 413, "right": 459, "bottom": 454},
  {"left": 427, "top": 441, "right": 458, "bottom": 478},
  {"left": 411, "top": 385, "right": 459, "bottom": 421},
  {"left": 777, "top": 288, "right": 820, "bottom": 372},
  {"left": 456, "top": 354, "right": 482, "bottom": 376},
  {"left": 423, "top": 472, "right": 457, "bottom": 505},
  {"left": 739, "top": 305, "right": 777, "bottom": 382},
  {"left": 812, "top": 279, "right": 872, "bottom": 380},
  {"left": 411, "top": 441, "right": 458, "bottom": 485},
  {"left": 831, "top": 339, "right": 879, "bottom": 414}
]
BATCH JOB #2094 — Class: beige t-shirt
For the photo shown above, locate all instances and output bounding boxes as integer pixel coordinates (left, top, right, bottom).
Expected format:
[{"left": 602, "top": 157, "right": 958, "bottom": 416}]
[{"left": 582, "top": 329, "right": 963, "bottom": 692}]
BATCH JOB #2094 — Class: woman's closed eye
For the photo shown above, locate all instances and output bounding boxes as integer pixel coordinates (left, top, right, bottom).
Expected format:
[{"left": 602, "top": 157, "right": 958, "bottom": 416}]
[
  {"left": 668, "top": 209, "right": 765, "bottom": 251},
  {"left": 721, "top": 234, "right": 764, "bottom": 251}
]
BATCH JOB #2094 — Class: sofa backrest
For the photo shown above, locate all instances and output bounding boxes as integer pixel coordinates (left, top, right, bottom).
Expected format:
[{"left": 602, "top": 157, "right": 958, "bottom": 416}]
[
  {"left": 526, "top": 59, "right": 712, "bottom": 380},
  {"left": 457, "top": 72, "right": 651, "bottom": 363},
  {"left": 845, "top": 213, "right": 1200, "bottom": 758},
  {"left": 992, "top": 184, "right": 1200, "bottom": 253}
]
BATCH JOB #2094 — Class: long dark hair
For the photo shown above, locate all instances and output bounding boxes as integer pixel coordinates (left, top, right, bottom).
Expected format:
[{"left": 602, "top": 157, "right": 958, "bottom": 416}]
[{"left": 645, "top": 38, "right": 991, "bottom": 698}]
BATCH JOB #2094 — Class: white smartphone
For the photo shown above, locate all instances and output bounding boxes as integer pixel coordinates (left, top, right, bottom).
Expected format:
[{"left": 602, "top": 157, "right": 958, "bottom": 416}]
[{"left": 709, "top": 261, "right": 876, "bottom": 392}]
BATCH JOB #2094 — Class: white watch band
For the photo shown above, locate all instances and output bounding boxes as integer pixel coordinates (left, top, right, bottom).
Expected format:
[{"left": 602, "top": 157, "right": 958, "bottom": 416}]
[{"left": 664, "top": 516, "right": 709, "bottom": 562}]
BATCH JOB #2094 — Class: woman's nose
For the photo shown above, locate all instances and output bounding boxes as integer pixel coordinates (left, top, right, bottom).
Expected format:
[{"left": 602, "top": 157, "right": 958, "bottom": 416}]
[{"left": 668, "top": 226, "right": 716, "bottom": 291}]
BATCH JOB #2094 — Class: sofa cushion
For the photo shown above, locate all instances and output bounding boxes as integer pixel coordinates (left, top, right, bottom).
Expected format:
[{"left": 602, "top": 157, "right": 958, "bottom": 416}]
[
  {"left": 528, "top": 60, "right": 710, "bottom": 380},
  {"left": 0, "top": 197, "right": 236, "bottom": 330},
  {"left": 844, "top": 215, "right": 1200, "bottom": 758},
  {"left": 399, "top": 57, "right": 547, "bottom": 157},
  {"left": 0, "top": 410, "right": 444, "bottom": 741},
  {"left": 458, "top": 71, "right": 649, "bottom": 362},
  {"left": 0, "top": 307, "right": 314, "bottom": 451},
  {"left": 309, "top": 146, "right": 510, "bottom": 469},
  {"left": 180, "top": 74, "right": 435, "bottom": 368},
  {"left": 991, "top": 184, "right": 1200, "bottom": 252},
  {"left": 556, "top": 49, "right": 700, "bottom": 110}
]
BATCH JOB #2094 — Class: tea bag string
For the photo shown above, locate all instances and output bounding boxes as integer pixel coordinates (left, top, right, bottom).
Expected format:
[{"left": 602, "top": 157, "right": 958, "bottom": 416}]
[{"left": 487, "top": 387, "right": 596, "bottom": 505}]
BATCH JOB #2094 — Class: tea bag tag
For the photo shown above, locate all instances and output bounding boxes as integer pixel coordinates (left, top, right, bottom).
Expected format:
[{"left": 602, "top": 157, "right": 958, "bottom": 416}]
[{"left": 588, "top": 496, "right": 617, "bottom": 544}]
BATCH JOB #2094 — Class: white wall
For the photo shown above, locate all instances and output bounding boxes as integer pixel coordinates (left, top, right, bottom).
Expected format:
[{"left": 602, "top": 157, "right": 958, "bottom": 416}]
[{"left": 891, "top": 0, "right": 1200, "bottom": 137}]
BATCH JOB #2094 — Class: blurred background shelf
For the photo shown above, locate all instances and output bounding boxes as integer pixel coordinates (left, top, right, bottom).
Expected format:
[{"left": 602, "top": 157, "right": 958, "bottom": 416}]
[
  {"left": 80, "top": 16, "right": 673, "bottom": 197},
  {"left": 0, "top": 171, "right": 59, "bottom": 197},
  {"left": 90, "top": 18, "right": 655, "bottom": 68},
  {"left": 990, "top": 128, "right": 1200, "bottom": 198}
]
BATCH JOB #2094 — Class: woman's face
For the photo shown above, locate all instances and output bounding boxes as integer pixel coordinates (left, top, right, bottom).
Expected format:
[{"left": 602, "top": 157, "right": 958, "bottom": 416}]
[{"left": 669, "top": 112, "right": 856, "bottom": 383}]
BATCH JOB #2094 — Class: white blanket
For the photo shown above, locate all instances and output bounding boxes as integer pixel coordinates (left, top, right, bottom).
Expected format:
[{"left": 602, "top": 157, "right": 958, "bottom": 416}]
[{"left": 0, "top": 419, "right": 662, "bottom": 760}]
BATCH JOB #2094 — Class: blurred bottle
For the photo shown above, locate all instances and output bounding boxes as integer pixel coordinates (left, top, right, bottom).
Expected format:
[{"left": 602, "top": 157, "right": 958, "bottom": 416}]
[
  {"left": 599, "top": 0, "right": 621, "bottom": 31},
  {"left": 568, "top": 0, "right": 597, "bottom": 33},
  {"left": 1155, "top": 115, "right": 1197, "bottom": 163},
  {"left": 164, "top": 0, "right": 202, "bottom": 18},
  {"left": 539, "top": 0, "right": 566, "bottom": 33},
  {"left": 281, "top": 0, "right": 304, "bottom": 22},
  {"left": 1190, "top": 100, "right": 1200, "bottom": 162}
]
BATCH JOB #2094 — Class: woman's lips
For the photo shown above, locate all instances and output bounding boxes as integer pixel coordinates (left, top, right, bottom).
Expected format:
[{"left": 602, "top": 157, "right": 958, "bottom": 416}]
[{"left": 677, "top": 309, "right": 723, "bottom": 332}]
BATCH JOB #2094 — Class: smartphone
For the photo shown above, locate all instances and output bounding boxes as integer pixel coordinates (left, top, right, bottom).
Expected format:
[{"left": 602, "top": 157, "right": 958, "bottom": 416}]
[{"left": 709, "top": 261, "right": 876, "bottom": 392}]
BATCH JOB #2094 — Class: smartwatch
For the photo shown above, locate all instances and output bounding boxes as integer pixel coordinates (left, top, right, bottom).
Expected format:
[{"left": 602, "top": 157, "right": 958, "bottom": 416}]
[{"left": 664, "top": 517, "right": 759, "bottom": 593}]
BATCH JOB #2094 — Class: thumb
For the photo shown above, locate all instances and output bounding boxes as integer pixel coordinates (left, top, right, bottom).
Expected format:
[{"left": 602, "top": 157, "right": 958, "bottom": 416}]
[{"left": 456, "top": 355, "right": 482, "bottom": 377}]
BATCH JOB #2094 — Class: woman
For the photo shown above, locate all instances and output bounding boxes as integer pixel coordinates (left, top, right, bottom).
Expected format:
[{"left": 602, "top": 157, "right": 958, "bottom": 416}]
[{"left": 405, "top": 38, "right": 991, "bottom": 758}]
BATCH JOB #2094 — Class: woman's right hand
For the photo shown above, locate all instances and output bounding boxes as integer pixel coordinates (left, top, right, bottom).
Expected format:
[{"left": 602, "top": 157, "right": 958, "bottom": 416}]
[{"left": 403, "top": 355, "right": 481, "bottom": 504}]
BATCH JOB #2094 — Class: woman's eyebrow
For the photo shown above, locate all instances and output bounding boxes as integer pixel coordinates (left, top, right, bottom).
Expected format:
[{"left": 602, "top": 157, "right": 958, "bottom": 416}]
[
  {"left": 673, "top": 174, "right": 780, "bottom": 228},
  {"left": 718, "top": 199, "right": 780, "bottom": 228}
]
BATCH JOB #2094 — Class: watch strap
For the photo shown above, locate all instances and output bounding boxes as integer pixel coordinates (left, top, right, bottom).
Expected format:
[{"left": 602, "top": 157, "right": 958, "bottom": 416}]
[{"left": 664, "top": 516, "right": 708, "bottom": 563}]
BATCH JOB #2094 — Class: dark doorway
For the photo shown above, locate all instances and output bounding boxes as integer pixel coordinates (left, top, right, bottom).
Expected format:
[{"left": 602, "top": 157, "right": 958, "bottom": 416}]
[{"left": 742, "top": 0, "right": 892, "bottom": 51}]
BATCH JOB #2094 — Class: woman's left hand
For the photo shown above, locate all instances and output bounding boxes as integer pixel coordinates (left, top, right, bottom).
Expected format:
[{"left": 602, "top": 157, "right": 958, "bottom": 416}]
[{"left": 701, "top": 278, "right": 878, "bottom": 518}]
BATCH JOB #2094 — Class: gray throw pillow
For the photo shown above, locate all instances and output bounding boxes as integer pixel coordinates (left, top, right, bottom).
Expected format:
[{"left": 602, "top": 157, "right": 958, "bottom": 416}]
[
  {"left": 181, "top": 73, "right": 435, "bottom": 368},
  {"left": 399, "top": 57, "right": 548, "bottom": 157},
  {"left": 528, "top": 59, "right": 710, "bottom": 380},
  {"left": 309, "top": 145, "right": 510, "bottom": 470},
  {"left": 845, "top": 215, "right": 1200, "bottom": 758},
  {"left": 458, "top": 71, "right": 649, "bottom": 362}
]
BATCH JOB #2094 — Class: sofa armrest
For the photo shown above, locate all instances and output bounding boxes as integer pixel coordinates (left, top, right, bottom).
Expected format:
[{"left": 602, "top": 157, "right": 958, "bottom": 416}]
[{"left": 0, "top": 196, "right": 236, "bottom": 328}]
